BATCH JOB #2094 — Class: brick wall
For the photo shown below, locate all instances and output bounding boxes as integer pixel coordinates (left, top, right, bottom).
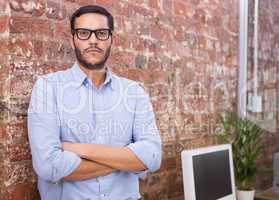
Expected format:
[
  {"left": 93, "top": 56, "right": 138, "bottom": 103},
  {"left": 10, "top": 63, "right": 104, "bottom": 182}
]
[
  {"left": 247, "top": 0, "right": 279, "bottom": 188},
  {"left": 0, "top": 1, "right": 239, "bottom": 199}
]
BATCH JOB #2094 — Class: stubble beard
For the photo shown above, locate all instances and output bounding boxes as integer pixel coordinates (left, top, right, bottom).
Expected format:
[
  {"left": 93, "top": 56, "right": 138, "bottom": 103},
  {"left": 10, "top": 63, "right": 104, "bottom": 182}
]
[{"left": 74, "top": 43, "right": 111, "bottom": 71}]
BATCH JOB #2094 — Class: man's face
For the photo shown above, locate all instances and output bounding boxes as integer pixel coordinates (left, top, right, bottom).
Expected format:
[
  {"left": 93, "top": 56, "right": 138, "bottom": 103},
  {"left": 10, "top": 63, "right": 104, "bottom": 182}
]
[{"left": 71, "top": 13, "right": 112, "bottom": 70}]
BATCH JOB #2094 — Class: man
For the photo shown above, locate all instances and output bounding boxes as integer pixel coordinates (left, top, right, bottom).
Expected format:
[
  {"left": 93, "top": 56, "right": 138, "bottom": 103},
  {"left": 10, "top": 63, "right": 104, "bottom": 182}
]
[{"left": 28, "top": 5, "right": 162, "bottom": 200}]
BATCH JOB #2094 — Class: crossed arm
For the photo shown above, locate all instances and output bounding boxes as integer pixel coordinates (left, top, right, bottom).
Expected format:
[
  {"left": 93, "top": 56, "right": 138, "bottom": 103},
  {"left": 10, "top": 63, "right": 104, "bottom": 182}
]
[
  {"left": 63, "top": 159, "right": 115, "bottom": 181},
  {"left": 28, "top": 78, "right": 161, "bottom": 183},
  {"left": 62, "top": 143, "right": 147, "bottom": 181}
]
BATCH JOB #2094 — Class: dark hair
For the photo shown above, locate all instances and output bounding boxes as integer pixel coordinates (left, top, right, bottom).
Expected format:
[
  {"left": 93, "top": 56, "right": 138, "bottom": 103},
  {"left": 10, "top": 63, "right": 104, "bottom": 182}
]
[{"left": 70, "top": 5, "right": 114, "bottom": 34}]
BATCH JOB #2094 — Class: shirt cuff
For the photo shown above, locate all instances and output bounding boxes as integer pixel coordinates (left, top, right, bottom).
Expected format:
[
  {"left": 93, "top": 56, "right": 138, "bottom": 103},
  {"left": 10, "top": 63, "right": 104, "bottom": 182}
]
[
  {"left": 53, "top": 150, "right": 82, "bottom": 183},
  {"left": 127, "top": 141, "right": 159, "bottom": 172}
]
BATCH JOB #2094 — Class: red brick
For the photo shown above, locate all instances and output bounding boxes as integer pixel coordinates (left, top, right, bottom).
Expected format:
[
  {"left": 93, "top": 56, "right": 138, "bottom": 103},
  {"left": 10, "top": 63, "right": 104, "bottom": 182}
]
[
  {"left": 126, "top": 68, "right": 143, "bottom": 82},
  {"left": 147, "top": 54, "right": 174, "bottom": 69},
  {"left": 228, "top": 17, "right": 238, "bottom": 33},
  {"left": 108, "top": 50, "right": 135, "bottom": 68},
  {"left": 148, "top": 0, "right": 159, "bottom": 9},
  {"left": 0, "top": 123, "right": 7, "bottom": 140},
  {"left": 173, "top": 1, "right": 188, "bottom": 16},
  {"left": 32, "top": 39, "right": 43, "bottom": 58},
  {"left": 42, "top": 40, "right": 65, "bottom": 61},
  {"left": 0, "top": 15, "right": 9, "bottom": 33},
  {"left": 75, "top": 0, "right": 97, "bottom": 6},
  {"left": 10, "top": 60, "right": 36, "bottom": 76},
  {"left": 162, "top": 0, "right": 173, "bottom": 14},
  {"left": 133, "top": 0, "right": 145, "bottom": 4},
  {"left": 119, "top": 3, "right": 153, "bottom": 18},
  {"left": 135, "top": 55, "right": 147, "bottom": 68},
  {"left": 62, "top": 44, "right": 75, "bottom": 63},
  {"left": 150, "top": 68, "right": 170, "bottom": 84},
  {"left": 150, "top": 24, "right": 172, "bottom": 41},
  {"left": 10, "top": 16, "right": 53, "bottom": 37},
  {"left": 6, "top": 122, "right": 28, "bottom": 141},
  {"left": 46, "top": 0, "right": 66, "bottom": 20},
  {"left": 5, "top": 141, "right": 31, "bottom": 162},
  {"left": 0, "top": 75, "right": 10, "bottom": 100},
  {"left": 9, "top": 36, "right": 33, "bottom": 58},
  {"left": 0, "top": 38, "right": 9, "bottom": 55},
  {"left": 113, "top": 15, "right": 123, "bottom": 30},
  {"left": 113, "top": 33, "right": 132, "bottom": 49},
  {"left": 4, "top": 161, "right": 36, "bottom": 186},
  {"left": 54, "top": 21, "right": 71, "bottom": 41},
  {"left": 193, "top": 8, "right": 206, "bottom": 24},
  {"left": 154, "top": 12, "right": 175, "bottom": 27},
  {"left": 192, "top": 0, "right": 203, "bottom": 5},
  {"left": 96, "top": 0, "right": 119, "bottom": 9},
  {"left": 65, "top": 3, "right": 77, "bottom": 21},
  {"left": 10, "top": 0, "right": 46, "bottom": 16},
  {"left": 174, "top": 27, "right": 184, "bottom": 42},
  {"left": 132, "top": 37, "right": 149, "bottom": 52},
  {"left": 9, "top": 74, "right": 34, "bottom": 99},
  {"left": 6, "top": 183, "right": 40, "bottom": 200},
  {"left": 9, "top": 0, "right": 21, "bottom": 12},
  {"left": 130, "top": 4, "right": 153, "bottom": 17},
  {"left": 28, "top": 0, "right": 45, "bottom": 16},
  {"left": 0, "top": 0, "right": 9, "bottom": 14},
  {"left": 133, "top": 21, "right": 150, "bottom": 37},
  {"left": 6, "top": 101, "right": 29, "bottom": 123},
  {"left": 179, "top": 65, "right": 195, "bottom": 86},
  {"left": 0, "top": 100, "right": 8, "bottom": 122}
]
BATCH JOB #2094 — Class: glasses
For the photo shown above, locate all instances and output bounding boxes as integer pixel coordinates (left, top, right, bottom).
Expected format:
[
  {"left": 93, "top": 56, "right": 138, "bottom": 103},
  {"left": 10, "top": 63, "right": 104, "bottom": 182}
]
[{"left": 73, "top": 28, "right": 112, "bottom": 41}]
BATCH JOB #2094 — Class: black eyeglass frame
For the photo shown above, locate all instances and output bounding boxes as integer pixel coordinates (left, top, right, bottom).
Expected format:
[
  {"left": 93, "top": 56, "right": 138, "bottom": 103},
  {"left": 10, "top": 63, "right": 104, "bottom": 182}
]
[{"left": 72, "top": 28, "right": 112, "bottom": 41}]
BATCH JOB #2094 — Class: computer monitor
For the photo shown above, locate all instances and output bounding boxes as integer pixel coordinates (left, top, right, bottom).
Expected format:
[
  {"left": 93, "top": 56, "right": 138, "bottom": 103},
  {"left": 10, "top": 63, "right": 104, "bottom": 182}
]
[{"left": 181, "top": 144, "right": 236, "bottom": 200}]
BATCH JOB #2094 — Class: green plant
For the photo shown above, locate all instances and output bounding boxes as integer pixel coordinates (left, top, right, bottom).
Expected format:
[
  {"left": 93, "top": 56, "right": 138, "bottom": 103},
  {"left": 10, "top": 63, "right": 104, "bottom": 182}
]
[{"left": 217, "top": 111, "right": 264, "bottom": 190}]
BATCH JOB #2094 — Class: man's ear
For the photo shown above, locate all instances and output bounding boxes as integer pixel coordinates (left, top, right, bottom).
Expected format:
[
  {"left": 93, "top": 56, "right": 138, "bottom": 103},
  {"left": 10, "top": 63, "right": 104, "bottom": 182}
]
[{"left": 111, "top": 34, "right": 115, "bottom": 44}]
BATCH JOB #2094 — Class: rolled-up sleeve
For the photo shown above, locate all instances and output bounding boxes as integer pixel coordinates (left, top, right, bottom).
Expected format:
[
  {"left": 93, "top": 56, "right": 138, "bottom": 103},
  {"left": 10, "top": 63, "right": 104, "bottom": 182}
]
[
  {"left": 28, "top": 77, "right": 81, "bottom": 183},
  {"left": 127, "top": 85, "right": 162, "bottom": 173}
]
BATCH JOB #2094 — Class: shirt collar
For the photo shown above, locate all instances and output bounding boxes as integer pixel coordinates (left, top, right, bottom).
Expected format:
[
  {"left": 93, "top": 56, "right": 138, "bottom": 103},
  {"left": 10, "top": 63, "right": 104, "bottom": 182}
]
[
  {"left": 71, "top": 62, "right": 87, "bottom": 87},
  {"left": 71, "top": 62, "right": 115, "bottom": 90},
  {"left": 104, "top": 67, "right": 115, "bottom": 90}
]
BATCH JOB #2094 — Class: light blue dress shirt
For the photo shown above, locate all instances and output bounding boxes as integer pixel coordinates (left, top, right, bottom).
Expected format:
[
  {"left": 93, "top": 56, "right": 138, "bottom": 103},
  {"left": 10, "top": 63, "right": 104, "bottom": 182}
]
[{"left": 27, "top": 63, "right": 162, "bottom": 200}]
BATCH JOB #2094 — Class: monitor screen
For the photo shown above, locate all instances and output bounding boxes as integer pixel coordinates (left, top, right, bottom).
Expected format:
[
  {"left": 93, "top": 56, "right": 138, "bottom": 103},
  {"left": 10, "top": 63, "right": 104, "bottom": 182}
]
[
  {"left": 193, "top": 150, "right": 232, "bottom": 200},
  {"left": 181, "top": 144, "right": 236, "bottom": 200}
]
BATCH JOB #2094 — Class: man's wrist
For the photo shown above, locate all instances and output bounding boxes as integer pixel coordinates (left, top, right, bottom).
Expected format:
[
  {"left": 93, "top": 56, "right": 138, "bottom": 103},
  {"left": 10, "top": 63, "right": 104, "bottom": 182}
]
[{"left": 78, "top": 143, "right": 94, "bottom": 159}]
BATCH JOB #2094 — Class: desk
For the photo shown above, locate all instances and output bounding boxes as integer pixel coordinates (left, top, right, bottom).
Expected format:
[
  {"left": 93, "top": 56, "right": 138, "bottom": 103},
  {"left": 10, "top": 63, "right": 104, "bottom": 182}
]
[{"left": 255, "top": 188, "right": 279, "bottom": 200}]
